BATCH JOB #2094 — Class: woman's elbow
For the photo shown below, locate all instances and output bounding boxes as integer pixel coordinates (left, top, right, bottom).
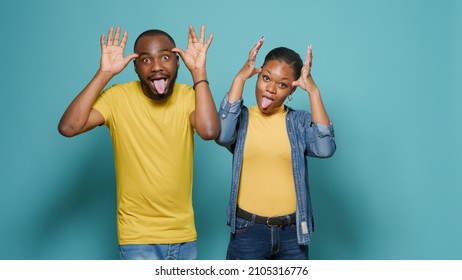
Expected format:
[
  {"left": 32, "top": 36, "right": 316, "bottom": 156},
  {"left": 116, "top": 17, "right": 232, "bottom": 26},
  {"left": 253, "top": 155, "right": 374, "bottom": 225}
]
[
  {"left": 317, "top": 144, "right": 336, "bottom": 158},
  {"left": 215, "top": 131, "right": 236, "bottom": 147}
]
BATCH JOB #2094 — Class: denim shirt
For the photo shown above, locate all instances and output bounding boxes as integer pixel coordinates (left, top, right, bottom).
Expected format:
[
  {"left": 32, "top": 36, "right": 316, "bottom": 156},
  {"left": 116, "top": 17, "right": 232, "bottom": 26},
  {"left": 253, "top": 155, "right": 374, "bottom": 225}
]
[{"left": 215, "top": 94, "right": 336, "bottom": 245}]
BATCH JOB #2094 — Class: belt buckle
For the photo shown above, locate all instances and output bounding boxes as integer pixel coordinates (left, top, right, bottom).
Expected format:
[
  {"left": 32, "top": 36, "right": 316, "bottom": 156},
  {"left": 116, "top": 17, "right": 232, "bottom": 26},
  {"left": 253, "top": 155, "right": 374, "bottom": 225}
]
[{"left": 266, "top": 216, "right": 282, "bottom": 227}]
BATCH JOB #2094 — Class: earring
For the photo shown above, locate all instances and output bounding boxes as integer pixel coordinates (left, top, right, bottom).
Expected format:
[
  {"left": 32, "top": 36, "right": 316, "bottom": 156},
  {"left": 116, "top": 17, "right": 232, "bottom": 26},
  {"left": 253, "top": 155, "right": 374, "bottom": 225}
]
[{"left": 288, "top": 94, "right": 293, "bottom": 102}]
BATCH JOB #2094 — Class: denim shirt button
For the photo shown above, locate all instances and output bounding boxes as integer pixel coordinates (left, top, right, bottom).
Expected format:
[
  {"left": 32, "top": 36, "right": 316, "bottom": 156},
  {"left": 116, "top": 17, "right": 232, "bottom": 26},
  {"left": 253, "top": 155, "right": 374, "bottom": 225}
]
[{"left": 221, "top": 113, "right": 226, "bottom": 118}]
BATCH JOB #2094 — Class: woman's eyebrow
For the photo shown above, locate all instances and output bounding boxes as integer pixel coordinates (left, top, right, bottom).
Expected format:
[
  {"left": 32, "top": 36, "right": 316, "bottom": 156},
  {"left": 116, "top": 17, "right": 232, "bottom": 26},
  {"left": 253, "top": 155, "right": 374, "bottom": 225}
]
[{"left": 263, "top": 69, "right": 290, "bottom": 80}]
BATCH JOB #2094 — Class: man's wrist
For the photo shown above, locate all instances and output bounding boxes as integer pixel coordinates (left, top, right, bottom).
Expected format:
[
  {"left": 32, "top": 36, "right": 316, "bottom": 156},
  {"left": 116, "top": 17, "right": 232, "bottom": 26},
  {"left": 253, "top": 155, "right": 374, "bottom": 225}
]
[
  {"left": 193, "top": 79, "right": 209, "bottom": 90},
  {"left": 190, "top": 69, "right": 207, "bottom": 82},
  {"left": 96, "top": 69, "right": 115, "bottom": 79}
]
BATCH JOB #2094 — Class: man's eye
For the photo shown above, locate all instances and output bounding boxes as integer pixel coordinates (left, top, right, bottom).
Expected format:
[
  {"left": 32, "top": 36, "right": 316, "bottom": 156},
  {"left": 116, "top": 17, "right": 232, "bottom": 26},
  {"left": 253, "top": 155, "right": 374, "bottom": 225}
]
[
  {"left": 142, "top": 58, "right": 152, "bottom": 64},
  {"left": 162, "top": 55, "right": 170, "bottom": 61}
]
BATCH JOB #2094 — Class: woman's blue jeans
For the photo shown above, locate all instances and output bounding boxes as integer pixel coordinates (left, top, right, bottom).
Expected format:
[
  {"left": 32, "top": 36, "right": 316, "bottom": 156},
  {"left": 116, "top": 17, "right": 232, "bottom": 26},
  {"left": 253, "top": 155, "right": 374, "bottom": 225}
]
[{"left": 226, "top": 216, "right": 308, "bottom": 260}]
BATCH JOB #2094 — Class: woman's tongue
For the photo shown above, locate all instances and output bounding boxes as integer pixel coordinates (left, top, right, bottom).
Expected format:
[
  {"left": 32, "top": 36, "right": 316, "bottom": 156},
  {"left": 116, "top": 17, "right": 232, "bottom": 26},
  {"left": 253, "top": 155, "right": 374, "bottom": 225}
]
[
  {"left": 152, "top": 79, "right": 167, "bottom": 94},
  {"left": 261, "top": 96, "right": 273, "bottom": 109}
]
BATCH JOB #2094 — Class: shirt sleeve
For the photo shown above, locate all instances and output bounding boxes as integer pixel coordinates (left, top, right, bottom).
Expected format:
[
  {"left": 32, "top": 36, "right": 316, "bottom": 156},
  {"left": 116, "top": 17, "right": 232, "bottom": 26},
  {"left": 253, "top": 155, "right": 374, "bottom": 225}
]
[
  {"left": 92, "top": 87, "right": 112, "bottom": 126},
  {"left": 215, "top": 93, "right": 243, "bottom": 149},
  {"left": 306, "top": 120, "right": 336, "bottom": 158}
]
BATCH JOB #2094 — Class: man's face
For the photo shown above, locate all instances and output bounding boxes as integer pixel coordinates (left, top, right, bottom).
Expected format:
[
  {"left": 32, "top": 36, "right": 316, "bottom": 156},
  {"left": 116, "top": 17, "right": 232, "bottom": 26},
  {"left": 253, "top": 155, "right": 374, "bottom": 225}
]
[{"left": 134, "top": 34, "right": 179, "bottom": 101}]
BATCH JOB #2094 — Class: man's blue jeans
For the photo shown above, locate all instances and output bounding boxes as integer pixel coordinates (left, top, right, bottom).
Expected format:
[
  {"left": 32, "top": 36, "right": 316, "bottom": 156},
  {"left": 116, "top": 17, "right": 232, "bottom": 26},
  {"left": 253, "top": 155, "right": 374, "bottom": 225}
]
[
  {"left": 226, "top": 216, "right": 308, "bottom": 260},
  {"left": 119, "top": 242, "right": 197, "bottom": 260}
]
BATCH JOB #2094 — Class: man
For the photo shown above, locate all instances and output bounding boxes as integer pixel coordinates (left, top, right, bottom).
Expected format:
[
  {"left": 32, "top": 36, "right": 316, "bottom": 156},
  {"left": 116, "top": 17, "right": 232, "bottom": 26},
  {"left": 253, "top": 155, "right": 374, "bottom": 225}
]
[{"left": 58, "top": 25, "right": 219, "bottom": 260}]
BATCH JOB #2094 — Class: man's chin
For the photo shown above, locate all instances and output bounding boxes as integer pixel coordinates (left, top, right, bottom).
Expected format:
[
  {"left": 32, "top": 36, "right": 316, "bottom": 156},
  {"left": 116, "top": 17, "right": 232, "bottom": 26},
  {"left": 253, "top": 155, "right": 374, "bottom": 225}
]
[
  {"left": 149, "top": 91, "right": 172, "bottom": 101},
  {"left": 141, "top": 83, "right": 173, "bottom": 101},
  {"left": 139, "top": 74, "right": 177, "bottom": 101},
  {"left": 149, "top": 92, "right": 171, "bottom": 100}
]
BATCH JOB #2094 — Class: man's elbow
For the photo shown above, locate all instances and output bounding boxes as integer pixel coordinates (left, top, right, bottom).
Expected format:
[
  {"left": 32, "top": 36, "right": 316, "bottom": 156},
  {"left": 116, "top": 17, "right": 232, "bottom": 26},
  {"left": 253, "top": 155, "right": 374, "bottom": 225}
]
[
  {"left": 58, "top": 123, "right": 79, "bottom": 138},
  {"left": 197, "top": 127, "right": 220, "bottom": 140}
]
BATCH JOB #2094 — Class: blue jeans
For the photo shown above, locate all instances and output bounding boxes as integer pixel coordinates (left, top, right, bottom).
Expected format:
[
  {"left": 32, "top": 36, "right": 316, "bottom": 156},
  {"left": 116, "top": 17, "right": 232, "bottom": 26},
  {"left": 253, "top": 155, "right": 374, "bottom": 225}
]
[
  {"left": 226, "top": 216, "right": 308, "bottom": 260},
  {"left": 119, "top": 242, "right": 197, "bottom": 260}
]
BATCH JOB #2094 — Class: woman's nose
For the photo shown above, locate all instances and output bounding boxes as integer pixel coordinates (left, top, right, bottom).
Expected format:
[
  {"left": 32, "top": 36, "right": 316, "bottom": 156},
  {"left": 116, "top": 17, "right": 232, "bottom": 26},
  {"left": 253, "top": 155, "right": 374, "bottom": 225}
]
[{"left": 266, "top": 83, "right": 276, "bottom": 94}]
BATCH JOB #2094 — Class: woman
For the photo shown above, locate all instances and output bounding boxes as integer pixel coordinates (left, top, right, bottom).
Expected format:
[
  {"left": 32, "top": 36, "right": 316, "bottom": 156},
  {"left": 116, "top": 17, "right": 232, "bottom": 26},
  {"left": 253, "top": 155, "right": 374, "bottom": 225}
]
[{"left": 215, "top": 37, "right": 336, "bottom": 260}]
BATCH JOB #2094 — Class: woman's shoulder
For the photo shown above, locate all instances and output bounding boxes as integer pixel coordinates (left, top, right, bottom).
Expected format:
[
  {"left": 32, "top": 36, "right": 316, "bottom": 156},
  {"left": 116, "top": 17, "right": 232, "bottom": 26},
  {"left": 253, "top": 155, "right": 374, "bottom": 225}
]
[{"left": 286, "top": 106, "right": 312, "bottom": 118}]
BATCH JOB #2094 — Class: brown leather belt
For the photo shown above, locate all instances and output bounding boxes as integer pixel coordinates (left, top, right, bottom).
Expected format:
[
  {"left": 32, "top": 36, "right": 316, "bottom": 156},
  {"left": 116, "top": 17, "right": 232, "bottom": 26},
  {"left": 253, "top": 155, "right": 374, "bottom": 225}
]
[{"left": 236, "top": 207, "right": 296, "bottom": 227}]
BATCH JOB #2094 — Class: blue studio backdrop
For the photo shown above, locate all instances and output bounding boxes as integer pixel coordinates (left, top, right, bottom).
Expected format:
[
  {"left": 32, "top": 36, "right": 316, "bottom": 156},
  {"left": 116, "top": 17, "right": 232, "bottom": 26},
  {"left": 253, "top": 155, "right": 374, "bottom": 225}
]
[{"left": 1, "top": 0, "right": 461, "bottom": 259}]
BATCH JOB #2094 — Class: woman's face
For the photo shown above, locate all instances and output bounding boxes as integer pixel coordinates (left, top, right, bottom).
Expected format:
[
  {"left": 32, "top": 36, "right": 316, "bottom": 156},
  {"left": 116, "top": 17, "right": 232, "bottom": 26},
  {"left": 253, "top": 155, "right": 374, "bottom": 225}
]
[{"left": 255, "top": 59, "right": 296, "bottom": 114}]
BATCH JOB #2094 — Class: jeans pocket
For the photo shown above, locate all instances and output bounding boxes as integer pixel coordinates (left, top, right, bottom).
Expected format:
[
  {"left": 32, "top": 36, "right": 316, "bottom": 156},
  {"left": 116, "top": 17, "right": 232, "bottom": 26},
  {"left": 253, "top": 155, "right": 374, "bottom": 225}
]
[{"left": 235, "top": 216, "right": 253, "bottom": 234}]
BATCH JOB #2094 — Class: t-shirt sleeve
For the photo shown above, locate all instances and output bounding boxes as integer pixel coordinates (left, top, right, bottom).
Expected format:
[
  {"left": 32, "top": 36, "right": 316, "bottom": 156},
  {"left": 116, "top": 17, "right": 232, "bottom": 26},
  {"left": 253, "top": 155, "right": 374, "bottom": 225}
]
[
  {"left": 92, "top": 87, "right": 112, "bottom": 126},
  {"left": 186, "top": 85, "right": 196, "bottom": 115}
]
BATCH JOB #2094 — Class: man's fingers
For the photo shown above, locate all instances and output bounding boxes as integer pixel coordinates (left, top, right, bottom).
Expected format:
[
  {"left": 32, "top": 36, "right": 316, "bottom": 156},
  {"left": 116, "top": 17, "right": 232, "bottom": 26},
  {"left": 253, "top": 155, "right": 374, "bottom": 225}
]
[
  {"left": 199, "top": 25, "right": 205, "bottom": 43},
  {"left": 171, "top": 47, "right": 186, "bottom": 60},
  {"left": 189, "top": 25, "right": 198, "bottom": 43},
  {"left": 107, "top": 27, "right": 114, "bottom": 45},
  {"left": 100, "top": 34, "right": 106, "bottom": 49},
  {"left": 119, "top": 30, "right": 128, "bottom": 49},
  {"left": 113, "top": 27, "right": 121, "bottom": 45},
  {"left": 204, "top": 33, "right": 214, "bottom": 49},
  {"left": 125, "top": 53, "right": 139, "bottom": 64}
]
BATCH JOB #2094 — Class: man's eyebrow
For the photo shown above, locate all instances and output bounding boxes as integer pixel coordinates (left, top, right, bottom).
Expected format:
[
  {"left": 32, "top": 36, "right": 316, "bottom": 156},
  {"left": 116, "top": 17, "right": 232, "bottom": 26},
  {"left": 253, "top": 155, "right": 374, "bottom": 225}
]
[{"left": 160, "top": 48, "right": 174, "bottom": 53}]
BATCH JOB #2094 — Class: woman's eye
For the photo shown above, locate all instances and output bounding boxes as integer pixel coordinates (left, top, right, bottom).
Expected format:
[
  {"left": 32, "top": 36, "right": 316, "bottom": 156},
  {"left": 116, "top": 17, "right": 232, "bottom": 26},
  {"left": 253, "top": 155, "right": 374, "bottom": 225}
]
[
  {"left": 279, "top": 83, "right": 288, "bottom": 88},
  {"left": 263, "top": 76, "right": 270, "bottom": 81}
]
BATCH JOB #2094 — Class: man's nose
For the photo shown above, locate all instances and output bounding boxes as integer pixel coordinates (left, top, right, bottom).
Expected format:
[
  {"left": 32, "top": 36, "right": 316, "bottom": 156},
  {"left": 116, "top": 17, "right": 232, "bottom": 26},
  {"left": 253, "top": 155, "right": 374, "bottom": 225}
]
[{"left": 151, "top": 59, "right": 163, "bottom": 72}]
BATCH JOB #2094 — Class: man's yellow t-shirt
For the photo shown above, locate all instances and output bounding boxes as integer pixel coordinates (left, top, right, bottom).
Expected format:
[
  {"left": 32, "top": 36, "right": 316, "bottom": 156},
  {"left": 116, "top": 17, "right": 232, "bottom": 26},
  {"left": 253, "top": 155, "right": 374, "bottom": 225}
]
[{"left": 93, "top": 81, "right": 196, "bottom": 245}]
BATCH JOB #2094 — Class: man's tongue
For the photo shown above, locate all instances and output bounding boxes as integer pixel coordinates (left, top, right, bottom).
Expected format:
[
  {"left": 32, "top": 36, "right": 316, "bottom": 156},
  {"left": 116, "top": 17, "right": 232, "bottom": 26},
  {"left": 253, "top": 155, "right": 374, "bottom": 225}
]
[
  {"left": 261, "top": 96, "right": 273, "bottom": 109},
  {"left": 153, "top": 79, "right": 167, "bottom": 94}
]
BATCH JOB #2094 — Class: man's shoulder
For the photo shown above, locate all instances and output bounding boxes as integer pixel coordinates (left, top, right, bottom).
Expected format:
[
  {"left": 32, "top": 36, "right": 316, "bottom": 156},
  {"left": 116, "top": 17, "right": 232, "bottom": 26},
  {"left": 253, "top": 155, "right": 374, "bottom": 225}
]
[
  {"left": 173, "top": 82, "right": 193, "bottom": 94},
  {"left": 171, "top": 83, "right": 195, "bottom": 104},
  {"left": 101, "top": 81, "right": 143, "bottom": 101}
]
